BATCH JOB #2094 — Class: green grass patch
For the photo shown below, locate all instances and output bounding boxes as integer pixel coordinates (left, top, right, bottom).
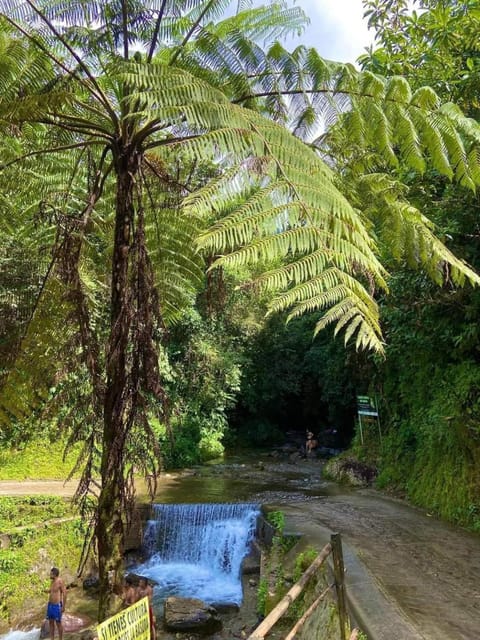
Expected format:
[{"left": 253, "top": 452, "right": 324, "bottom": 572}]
[
  {"left": 0, "top": 495, "right": 71, "bottom": 531},
  {"left": 0, "top": 498, "right": 85, "bottom": 628},
  {"left": 0, "top": 440, "right": 81, "bottom": 480}
]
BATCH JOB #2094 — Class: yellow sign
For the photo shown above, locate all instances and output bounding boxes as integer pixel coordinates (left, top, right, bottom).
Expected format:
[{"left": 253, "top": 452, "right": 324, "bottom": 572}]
[{"left": 97, "top": 597, "right": 150, "bottom": 640}]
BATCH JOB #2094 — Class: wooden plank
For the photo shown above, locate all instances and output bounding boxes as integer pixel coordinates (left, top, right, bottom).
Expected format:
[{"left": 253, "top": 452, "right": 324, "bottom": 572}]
[
  {"left": 247, "top": 543, "right": 332, "bottom": 640},
  {"left": 283, "top": 584, "right": 332, "bottom": 640}
]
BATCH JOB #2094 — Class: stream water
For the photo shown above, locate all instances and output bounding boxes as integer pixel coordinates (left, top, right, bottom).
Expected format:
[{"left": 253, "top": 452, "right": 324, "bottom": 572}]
[
  {"left": 133, "top": 502, "right": 259, "bottom": 608},
  {"left": 2, "top": 453, "right": 480, "bottom": 640}
]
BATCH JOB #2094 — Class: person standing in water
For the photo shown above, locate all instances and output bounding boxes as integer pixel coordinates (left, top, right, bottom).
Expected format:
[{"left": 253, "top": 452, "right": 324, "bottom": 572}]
[
  {"left": 46, "top": 567, "right": 67, "bottom": 640},
  {"left": 137, "top": 577, "right": 156, "bottom": 640}
]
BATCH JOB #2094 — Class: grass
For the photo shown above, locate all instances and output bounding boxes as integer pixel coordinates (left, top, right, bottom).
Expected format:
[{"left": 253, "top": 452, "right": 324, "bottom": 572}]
[
  {"left": 0, "top": 440, "right": 81, "bottom": 480},
  {"left": 0, "top": 496, "right": 85, "bottom": 630}
]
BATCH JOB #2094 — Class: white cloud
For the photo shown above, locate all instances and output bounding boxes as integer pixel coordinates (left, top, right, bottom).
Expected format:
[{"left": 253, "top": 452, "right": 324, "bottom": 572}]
[{"left": 289, "top": 0, "right": 375, "bottom": 63}]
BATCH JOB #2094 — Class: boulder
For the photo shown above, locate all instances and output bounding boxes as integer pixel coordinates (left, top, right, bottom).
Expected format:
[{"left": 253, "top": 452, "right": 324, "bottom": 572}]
[
  {"left": 82, "top": 576, "right": 100, "bottom": 594},
  {"left": 324, "top": 457, "right": 377, "bottom": 487},
  {"left": 163, "top": 597, "right": 222, "bottom": 635},
  {"left": 0, "top": 534, "right": 10, "bottom": 549},
  {"left": 40, "top": 613, "right": 91, "bottom": 638}
]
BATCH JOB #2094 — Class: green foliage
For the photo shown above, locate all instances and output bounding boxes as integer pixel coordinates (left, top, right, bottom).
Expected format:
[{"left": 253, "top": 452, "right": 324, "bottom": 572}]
[
  {"left": 293, "top": 548, "right": 318, "bottom": 581},
  {"left": 346, "top": 4, "right": 480, "bottom": 532},
  {"left": 239, "top": 418, "right": 284, "bottom": 448},
  {"left": 159, "top": 308, "right": 244, "bottom": 467},
  {"left": 232, "top": 312, "right": 358, "bottom": 446},
  {"left": 361, "top": 0, "right": 480, "bottom": 116},
  {"left": 256, "top": 576, "right": 268, "bottom": 616},
  {"left": 266, "top": 510, "right": 285, "bottom": 534},
  {"left": 0, "top": 549, "right": 26, "bottom": 573},
  {"left": 0, "top": 440, "right": 80, "bottom": 480},
  {"left": 2, "top": 1, "right": 480, "bottom": 611},
  {"left": 0, "top": 495, "right": 70, "bottom": 530},
  {"left": 360, "top": 270, "right": 480, "bottom": 528},
  {"left": 0, "top": 503, "right": 83, "bottom": 626}
]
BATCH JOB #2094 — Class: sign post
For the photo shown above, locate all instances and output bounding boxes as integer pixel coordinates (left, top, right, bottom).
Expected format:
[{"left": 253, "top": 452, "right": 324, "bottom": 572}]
[
  {"left": 97, "top": 597, "right": 150, "bottom": 640},
  {"left": 356, "top": 395, "right": 381, "bottom": 445}
]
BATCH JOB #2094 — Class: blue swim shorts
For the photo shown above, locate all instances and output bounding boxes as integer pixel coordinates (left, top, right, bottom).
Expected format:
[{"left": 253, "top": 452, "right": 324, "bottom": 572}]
[{"left": 47, "top": 602, "right": 62, "bottom": 622}]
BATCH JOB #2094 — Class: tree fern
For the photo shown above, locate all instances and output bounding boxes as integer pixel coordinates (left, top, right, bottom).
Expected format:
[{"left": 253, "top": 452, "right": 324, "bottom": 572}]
[{"left": 1, "top": 1, "right": 480, "bottom": 618}]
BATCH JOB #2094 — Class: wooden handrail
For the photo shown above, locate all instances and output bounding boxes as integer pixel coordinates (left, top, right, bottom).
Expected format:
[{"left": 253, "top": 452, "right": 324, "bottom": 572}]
[
  {"left": 247, "top": 542, "right": 332, "bottom": 640},
  {"left": 283, "top": 583, "right": 333, "bottom": 640}
]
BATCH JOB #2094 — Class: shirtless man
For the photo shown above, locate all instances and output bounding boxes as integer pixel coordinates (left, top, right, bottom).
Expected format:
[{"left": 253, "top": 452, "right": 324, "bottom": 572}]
[
  {"left": 122, "top": 576, "right": 137, "bottom": 607},
  {"left": 137, "top": 577, "right": 156, "bottom": 640},
  {"left": 46, "top": 567, "right": 67, "bottom": 640},
  {"left": 305, "top": 431, "right": 318, "bottom": 455}
]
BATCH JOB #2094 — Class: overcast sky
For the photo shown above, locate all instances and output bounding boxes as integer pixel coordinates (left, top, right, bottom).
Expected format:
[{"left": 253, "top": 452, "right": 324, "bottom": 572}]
[{"left": 286, "top": 0, "right": 376, "bottom": 63}]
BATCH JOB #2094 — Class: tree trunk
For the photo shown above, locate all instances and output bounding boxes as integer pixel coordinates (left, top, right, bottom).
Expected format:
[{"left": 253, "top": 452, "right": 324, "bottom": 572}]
[{"left": 97, "top": 148, "right": 141, "bottom": 620}]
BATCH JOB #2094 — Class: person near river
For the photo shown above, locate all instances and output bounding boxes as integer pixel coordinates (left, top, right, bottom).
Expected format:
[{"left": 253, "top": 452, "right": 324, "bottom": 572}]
[
  {"left": 122, "top": 576, "right": 137, "bottom": 607},
  {"left": 137, "top": 577, "right": 156, "bottom": 640},
  {"left": 305, "top": 430, "right": 318, "bottom": 455},
  {"left": 46, "top": 567, "right": 67, "bottom": 640}
]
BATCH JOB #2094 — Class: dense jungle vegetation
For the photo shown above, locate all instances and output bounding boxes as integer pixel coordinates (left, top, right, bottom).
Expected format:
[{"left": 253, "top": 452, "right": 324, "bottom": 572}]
[{"left": 1, "top": 0, "right": 480, "bottom": 619}]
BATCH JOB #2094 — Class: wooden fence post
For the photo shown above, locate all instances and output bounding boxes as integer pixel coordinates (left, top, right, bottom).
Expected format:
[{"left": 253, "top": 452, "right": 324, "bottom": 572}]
[{"left": 331, "top": 533, "right": 347, "bottom": 640}]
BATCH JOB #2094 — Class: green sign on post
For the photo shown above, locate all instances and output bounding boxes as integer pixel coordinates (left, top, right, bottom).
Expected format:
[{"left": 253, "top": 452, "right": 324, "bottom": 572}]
[{"left": 356, "top": 395, "right": 381, "bottom": 444}]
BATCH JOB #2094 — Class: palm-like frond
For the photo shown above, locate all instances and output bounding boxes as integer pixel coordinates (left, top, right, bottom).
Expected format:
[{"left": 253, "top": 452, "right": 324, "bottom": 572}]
[{"left": 2, "top": 2, "right": 480, "bottom": 362}]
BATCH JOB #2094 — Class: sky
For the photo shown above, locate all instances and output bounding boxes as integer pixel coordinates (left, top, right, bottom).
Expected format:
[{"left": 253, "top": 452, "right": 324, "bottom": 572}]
[{"left": 286, "top": 0, "right": 376, "bottom": 64}]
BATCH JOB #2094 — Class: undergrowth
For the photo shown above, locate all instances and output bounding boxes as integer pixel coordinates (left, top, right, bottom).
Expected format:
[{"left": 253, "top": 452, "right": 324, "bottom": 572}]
[
  {"left": 0, "top": 497, "right": 84, "bottom": 628},
  {"left": 0, "top": 495, "right": 71, "bottom": 530},
  {"left": 0, "top": 440, "right": 81, "bottom": 480}
]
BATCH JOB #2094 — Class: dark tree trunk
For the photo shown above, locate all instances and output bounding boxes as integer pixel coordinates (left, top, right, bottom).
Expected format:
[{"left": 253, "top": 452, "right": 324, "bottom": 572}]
[{"left": 97, "top": 148, "right": 141, "bottom": 620}]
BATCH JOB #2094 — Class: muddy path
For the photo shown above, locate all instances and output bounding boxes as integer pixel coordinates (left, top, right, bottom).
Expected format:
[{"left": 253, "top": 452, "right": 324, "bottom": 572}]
[{"left": 2, "top": 457, "right": 479, "bottom": 639}]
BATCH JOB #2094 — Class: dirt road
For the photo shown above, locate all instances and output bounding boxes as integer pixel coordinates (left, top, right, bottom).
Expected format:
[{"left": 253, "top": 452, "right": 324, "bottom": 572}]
[{"left": 2, "top": 459, "right": 479, "bottom": 640}]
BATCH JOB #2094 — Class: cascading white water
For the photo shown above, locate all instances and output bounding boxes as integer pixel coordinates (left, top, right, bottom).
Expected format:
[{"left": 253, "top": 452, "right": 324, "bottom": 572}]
[
  {"left": 134, "top": 503, "right": 259, "bottom": 607},
  {"left": 0, "top": 629, "right": 40, "bottom": 640}
]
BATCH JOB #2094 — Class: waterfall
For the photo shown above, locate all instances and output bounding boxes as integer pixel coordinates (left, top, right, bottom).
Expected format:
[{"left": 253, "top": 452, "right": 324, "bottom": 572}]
[
  {"left": 0, "top": 630, "right": 39, "bottom": 640},
  {"left": 134, "top": 503, "right": 259, "bottom": 607}
]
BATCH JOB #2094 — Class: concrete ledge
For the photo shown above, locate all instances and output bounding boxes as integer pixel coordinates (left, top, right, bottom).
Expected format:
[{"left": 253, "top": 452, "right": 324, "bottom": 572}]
[{"left": 281, "top": 505, "right": 423, "bottom": 640}]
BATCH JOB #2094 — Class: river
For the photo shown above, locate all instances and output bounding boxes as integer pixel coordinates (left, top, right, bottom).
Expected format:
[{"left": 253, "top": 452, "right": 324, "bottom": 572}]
[{"left": 1, "top": 454, "right": 479, "bottom": 639}]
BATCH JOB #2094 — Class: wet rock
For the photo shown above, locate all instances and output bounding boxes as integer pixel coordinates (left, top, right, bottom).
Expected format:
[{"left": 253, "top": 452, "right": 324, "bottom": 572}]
[
  {"left": 82, "top": 576, "right": 99, "bottom": 593},
  {"left": 163, "top": 597, "right": 222, "bottom": 635},
  {"left": 241, "top": 552, "right": 260, "bottom": 575},
  {"left": 325, "top": 456, "right": 377, "bottom": 487},
  {"left": 40, "top": 613, "right": 91, "bottom": 639},
  {"left": 210, "top": 602, "right": 239, "bottom": 613}
]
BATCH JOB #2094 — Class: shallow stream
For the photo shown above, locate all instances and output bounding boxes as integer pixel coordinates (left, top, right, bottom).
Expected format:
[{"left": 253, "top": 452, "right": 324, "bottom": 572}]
[{"left": 2, "top": 452, "right": 480, "bottom": 640}]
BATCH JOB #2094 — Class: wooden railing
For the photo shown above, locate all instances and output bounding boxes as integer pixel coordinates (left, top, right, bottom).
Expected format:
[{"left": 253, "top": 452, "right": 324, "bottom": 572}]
[{"left": 247, "top": 533, "right": 352, "bottom": 640}]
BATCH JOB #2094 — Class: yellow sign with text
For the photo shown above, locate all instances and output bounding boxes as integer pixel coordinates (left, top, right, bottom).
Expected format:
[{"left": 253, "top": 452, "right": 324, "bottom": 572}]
[{"left": 97, "top": 597, "right": 150, "bottom": 640}]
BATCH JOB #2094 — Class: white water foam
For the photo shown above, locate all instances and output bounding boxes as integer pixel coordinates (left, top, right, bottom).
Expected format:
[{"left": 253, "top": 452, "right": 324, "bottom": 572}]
[
  {"left": 0, "top": 629, "right": 40, "bottom": 640},
  {"left": 135, "top": 502, "right": 259, "bottom": 607}
]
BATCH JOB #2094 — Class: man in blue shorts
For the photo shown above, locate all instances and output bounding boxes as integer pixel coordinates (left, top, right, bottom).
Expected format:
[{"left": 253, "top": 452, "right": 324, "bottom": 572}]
[{"left": 46, "top": 567, "right": 67, "bottom": 640}]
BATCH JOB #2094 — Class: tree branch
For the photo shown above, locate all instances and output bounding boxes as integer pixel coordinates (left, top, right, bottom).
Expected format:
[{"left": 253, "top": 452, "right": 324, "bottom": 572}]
[
  {"left": 169, "top": 0, "right": 216, "bottom": 65},
  {"left": 0, "top": 141, "right": 102, "bottom": 171},
  {"left": 147, "top": 0, "right": 168, "bottom": 63},
  {"left": 21, "top": 0, "right": 120, "bottom": 129}
]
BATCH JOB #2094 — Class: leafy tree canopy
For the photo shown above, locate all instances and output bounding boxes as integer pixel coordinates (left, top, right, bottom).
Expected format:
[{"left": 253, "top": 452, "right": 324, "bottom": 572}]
[{"left": 1, "top": 0, "right": 480, "bottom": 617}]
